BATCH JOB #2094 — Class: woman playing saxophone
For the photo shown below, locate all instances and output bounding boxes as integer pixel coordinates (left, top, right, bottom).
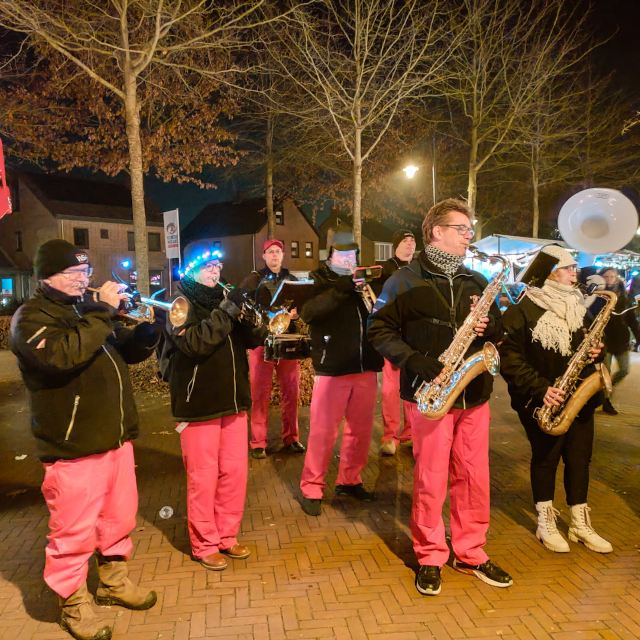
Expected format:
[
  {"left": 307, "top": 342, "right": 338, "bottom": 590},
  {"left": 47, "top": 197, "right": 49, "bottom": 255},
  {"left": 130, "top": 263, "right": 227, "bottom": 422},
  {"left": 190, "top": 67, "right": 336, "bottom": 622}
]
[{"left": 499, "top": 245, "right": 611, "bottom": 555}]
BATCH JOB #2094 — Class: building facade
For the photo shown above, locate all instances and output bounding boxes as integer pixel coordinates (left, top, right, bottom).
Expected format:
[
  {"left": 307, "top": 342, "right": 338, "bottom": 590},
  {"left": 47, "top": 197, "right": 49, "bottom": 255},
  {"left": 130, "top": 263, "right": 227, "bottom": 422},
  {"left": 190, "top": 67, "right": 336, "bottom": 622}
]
[{"left": 0, "top": 172, "right": 168, "bottom": 297}]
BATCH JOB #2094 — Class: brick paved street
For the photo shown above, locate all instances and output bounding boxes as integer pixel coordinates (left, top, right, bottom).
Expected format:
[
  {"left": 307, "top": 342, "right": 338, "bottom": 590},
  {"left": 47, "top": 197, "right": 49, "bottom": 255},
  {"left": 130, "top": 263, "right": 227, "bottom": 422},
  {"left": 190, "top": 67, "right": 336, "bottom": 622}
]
[{"left": 1, "top": 350, "right": 640, "bottom": 639}]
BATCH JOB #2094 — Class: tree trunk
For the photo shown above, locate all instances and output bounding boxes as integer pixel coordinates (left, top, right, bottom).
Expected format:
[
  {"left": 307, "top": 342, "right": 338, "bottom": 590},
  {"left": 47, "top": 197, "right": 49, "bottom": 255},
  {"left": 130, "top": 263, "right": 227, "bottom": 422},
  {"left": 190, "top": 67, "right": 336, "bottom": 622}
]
[
  {"left": 265, "top": 109, "right": 275, "bottom": 239},
  {"left": 467, "top": 122, "right": 480, "bottom": 239},
  {"left": 532, "top": 143, "right": 540, "bottom": 238},
  {"left": 352, "top": 125, "right": 363, "bottom": 248},
  {"left": 124, "top": 71, "right": 150, "bottom": 296}
]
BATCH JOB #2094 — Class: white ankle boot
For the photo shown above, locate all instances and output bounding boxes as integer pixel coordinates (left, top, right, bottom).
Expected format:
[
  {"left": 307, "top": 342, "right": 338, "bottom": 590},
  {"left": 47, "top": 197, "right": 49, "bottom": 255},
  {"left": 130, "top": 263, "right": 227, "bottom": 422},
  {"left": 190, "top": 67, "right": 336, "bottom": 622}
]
[
  {"left": 568, "top": 504, "right": 612, "bottom": 553},
  {"left": 535, "top": 501, "right": 569, "bottom": 553}
]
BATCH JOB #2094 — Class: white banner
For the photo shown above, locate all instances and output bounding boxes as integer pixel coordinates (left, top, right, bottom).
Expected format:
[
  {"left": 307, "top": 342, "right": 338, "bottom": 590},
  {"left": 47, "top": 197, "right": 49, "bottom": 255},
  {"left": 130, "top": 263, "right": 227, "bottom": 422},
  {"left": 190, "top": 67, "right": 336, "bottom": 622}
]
[{"left": 162, "top": 209, "right": 180, "bottom": 260}]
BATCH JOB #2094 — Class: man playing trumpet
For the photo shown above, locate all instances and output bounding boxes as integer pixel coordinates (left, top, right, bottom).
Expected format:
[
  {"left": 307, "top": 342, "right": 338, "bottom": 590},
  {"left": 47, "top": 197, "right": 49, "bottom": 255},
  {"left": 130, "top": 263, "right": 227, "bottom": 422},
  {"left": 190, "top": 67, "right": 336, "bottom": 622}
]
[{"left": 10, "top": 239, "right": 160, "bottom": 640}]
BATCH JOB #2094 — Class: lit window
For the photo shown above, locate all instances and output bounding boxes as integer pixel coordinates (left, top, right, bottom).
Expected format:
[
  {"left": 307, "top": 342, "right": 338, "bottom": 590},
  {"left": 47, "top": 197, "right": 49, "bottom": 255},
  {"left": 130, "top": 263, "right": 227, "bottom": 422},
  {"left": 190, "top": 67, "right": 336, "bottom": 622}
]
[
  {"left": 291, "top": 240, "right": 299, "bottom": 258},
  {"left": 305, "top": 241, "right": 313, "bottom": 258},
  {"left": 375, "top": 242, "right": 393, "bottom": 262},
  {"left": 275, "top": 210, "right": 284, "bottom": 225}
]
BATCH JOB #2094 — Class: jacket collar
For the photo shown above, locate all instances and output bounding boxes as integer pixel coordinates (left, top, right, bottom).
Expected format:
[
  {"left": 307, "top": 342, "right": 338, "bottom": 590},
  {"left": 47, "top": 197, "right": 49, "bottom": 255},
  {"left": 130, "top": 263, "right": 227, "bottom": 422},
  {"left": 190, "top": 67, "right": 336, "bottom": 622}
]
[
  {"left": 261, "top": 265, "right": 289, "bottom": 281},
  {"left": 416, "top": 251, "right": 473, "bottom": 279},
  {"left": 36, "top": 283, "right": 82, "bottom": 307}
]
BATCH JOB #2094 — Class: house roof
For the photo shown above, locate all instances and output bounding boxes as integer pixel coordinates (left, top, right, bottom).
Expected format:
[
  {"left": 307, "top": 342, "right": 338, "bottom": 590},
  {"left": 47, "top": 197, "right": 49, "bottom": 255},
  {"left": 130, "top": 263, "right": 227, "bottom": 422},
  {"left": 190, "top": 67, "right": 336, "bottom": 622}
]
[
  {"left": 183, "top": 197, "right": 318, "bottom": 244},
  {"left": 21, "top": 172, "right": 163, "bottom": 225},
  {"left": 320, "top": 211, "right": 423, "bottom": 247}
]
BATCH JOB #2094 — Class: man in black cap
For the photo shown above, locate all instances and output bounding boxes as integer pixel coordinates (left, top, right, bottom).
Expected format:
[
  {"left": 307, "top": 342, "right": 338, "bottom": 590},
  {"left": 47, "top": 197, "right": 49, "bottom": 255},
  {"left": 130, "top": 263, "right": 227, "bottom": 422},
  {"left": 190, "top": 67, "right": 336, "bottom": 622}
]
[
  {"left": 10, "top": 239, "right": 160, "bottom": 640},
  {"left": 376, "top": 230, "right": 417, "bottom": 456},
  {"left": 298, "top": 226, "right": 383, "bottom": 516}
]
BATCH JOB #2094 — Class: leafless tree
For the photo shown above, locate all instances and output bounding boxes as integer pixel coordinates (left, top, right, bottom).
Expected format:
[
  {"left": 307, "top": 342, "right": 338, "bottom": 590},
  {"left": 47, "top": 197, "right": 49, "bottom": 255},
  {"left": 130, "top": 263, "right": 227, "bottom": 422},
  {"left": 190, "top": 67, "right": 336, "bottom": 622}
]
[
  {"left": 0, "top": 0, "right": 276, "bottom": 294},
  {"left": 446, "top": 0, "right": 593, "bottom": 238},
  {"left": 260, "top": 0, "right": 460, "bottom": 246}
]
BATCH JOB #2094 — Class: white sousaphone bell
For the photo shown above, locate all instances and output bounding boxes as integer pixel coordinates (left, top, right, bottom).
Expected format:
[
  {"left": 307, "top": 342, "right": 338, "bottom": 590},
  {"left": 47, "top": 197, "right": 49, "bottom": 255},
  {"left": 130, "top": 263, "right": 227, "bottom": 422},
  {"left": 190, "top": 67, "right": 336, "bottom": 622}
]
[{"left": 558, "top": 187, "right": 638, "bottom": 255}]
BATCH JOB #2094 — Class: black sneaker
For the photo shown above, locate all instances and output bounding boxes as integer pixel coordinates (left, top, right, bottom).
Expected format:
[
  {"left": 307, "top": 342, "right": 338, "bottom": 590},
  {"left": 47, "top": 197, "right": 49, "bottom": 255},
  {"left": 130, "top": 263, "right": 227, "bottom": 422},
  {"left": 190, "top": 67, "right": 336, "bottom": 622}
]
[
  {"left": 453, "top": 558, "right": 513, "bottom": 588},
  {"left": 301, "top": 497, "right": 322, "bottom": 516},
  {"left": 602, "top": 399, "right": 618, "bottom": 416},
  {"left": 415, "top": 565, "right": 441, "bottom": 596},
  {"left": 284, "top": 441, "right": 306, "bottom": 453},
  {"left": 251, "top": 448, "right": 267, "bottom": 459},
  {"left": 335, "top": 484, "right": 376, "bottom": 501}
]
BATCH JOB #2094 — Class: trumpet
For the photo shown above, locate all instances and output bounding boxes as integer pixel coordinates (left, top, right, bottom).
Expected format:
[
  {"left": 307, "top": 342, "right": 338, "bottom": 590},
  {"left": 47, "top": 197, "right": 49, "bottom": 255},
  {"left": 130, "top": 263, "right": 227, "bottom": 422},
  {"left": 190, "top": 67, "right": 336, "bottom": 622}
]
[
  {"left": 87, "top": 286, "right": 188, "bottom": 328},
  {"left": 214, "top": 280, "right": 264, "bottom": 328}
]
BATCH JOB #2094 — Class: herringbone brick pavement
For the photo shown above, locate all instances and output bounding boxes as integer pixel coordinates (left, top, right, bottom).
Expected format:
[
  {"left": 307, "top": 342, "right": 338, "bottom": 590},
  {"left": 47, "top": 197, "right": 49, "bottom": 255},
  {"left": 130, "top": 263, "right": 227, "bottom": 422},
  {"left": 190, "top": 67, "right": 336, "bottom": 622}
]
[{"left": 1, "top": 351, "right": 640, "bottom": 639}]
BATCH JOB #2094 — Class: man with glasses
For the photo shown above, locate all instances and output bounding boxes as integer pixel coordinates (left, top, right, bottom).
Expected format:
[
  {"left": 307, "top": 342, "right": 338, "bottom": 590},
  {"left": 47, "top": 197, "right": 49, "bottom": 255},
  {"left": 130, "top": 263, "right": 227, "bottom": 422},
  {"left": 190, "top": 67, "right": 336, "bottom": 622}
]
[
  {"left": 241, "top": 239, "right": 305, "bottom": 459},
  {"left": 10, "top": 239, "right": 161, "bottom": 640},
  {"left": 368, "top": 199, "right": 512, "bottom": 596}
]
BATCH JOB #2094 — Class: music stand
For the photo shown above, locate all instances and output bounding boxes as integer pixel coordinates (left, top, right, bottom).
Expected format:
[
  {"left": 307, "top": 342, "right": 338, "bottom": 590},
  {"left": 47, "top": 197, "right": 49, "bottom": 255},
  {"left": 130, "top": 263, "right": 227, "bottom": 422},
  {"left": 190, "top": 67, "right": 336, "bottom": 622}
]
[
  {"left": 269, "top": 280, "right": 315, "bottom": 310},
  {"left": 517, "top": 250, "right": 560, "bottom": 288}
]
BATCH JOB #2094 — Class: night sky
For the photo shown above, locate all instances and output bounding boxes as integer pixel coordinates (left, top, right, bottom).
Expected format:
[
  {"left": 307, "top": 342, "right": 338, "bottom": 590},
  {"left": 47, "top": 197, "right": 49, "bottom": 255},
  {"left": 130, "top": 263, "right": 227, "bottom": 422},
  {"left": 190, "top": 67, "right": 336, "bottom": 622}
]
[{"left": 146, "top": 0, "right": 640, "bottom": 229}]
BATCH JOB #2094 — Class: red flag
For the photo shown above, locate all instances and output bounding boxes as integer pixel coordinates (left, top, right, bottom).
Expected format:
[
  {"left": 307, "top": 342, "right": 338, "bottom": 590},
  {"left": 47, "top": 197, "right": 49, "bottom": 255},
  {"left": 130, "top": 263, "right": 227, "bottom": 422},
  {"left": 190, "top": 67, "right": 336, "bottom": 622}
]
[{"left": 0, "top": 139, "right": 12, "bottom": 221}]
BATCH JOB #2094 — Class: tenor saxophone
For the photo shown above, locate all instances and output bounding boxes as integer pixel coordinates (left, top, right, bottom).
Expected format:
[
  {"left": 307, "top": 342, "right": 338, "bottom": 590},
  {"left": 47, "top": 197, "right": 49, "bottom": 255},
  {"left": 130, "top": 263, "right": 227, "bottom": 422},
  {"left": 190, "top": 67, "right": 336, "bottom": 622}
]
[
  {"left": 535, "top": 289, "right": 616, "bottom": 436},
  {"left": 414, "top": 247, "right": 510, "bottom": 419}
]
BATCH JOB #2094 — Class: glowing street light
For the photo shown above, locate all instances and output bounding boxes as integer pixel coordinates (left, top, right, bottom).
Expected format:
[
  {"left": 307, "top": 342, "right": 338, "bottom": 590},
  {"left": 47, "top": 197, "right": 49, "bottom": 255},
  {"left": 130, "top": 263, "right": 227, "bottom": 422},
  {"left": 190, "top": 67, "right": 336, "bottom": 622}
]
[{"left": 403, "top": 165, "right": 419, "bottom": 179}]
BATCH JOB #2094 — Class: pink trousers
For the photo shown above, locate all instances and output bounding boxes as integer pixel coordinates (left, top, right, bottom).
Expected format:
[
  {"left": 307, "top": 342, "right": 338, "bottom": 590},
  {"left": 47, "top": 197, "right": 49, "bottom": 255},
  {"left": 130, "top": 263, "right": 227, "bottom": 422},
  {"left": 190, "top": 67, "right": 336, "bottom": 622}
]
[
  {"left": 179, "top": 413, "right": 249, "bottom": 559},
  {"left": 300, "top": 372, "right": 377, "bottom": 499},
  {"left": 381, "top": 359, "right": 413, "bottom": 445},
  {"left": 249, "top": 347, "right": 300, "bottom": 449},
  {"left": 408, "top": 402, "right": 491, "bottom": 567},
  {"left": 41, "top": 442, "right": 138, "bottom": 598}
]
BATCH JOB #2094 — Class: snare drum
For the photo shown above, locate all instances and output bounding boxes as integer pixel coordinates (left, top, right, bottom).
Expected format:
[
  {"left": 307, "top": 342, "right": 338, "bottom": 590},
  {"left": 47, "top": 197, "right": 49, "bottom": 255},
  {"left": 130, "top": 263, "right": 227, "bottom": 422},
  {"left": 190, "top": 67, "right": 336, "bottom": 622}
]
[{"left": 264, "top": 334, "right": 312, "bottom": 361}]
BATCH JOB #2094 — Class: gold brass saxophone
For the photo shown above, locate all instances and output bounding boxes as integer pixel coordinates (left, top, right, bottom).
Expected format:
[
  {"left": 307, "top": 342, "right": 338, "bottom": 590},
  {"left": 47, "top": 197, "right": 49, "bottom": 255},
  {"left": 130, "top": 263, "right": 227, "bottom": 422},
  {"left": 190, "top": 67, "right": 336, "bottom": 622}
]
[
  {"left": 535, "top": 289, "right": 616, "bottom": 436},
  {"left": 414, "top": 247, "right": 510, "bottom": 419}
]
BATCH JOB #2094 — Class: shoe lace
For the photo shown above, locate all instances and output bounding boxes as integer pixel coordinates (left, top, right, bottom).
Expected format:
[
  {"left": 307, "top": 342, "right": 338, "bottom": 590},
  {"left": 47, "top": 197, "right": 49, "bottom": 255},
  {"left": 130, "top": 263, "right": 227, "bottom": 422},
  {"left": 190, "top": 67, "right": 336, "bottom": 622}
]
[
  {"left": 543, "top": 504, "right": 561, "bottom": 534},
  {"left": 577, "top": 505, "right": 596, "bottom": 533}
]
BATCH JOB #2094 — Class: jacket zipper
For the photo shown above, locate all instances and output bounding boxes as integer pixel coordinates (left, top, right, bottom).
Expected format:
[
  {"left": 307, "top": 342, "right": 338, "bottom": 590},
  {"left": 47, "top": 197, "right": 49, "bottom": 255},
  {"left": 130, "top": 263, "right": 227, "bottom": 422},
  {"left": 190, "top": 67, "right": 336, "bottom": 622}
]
[
  {"left": 186, "top": 365, "right": 199, "bottom": 403},
  {"left": 228, "top": 336, "right": 239, "bottom": 413},
  {"left": 64, "top": 395, "right": 80, "bottom": 441},
  {"left": 102, "top": 346, "right": 124, "bottom": 446},
  {"left": 356, "top": 305, "right": 364, "bottom": 373}
]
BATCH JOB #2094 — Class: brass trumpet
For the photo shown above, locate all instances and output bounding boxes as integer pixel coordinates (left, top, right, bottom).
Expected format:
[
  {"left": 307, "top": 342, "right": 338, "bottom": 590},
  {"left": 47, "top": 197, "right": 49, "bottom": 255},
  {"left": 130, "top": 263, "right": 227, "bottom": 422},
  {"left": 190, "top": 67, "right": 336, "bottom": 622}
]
[{"left": 87, "top": 286, "right": 188, "bottom": 328}]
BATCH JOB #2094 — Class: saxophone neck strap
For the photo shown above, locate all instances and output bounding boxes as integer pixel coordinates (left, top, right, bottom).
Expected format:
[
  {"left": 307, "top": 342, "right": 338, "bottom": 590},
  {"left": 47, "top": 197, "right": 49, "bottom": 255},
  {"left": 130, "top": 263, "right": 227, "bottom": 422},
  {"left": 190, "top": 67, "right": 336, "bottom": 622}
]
[{"left": 424, "top": 276, "right": 466, "bottom": 331}]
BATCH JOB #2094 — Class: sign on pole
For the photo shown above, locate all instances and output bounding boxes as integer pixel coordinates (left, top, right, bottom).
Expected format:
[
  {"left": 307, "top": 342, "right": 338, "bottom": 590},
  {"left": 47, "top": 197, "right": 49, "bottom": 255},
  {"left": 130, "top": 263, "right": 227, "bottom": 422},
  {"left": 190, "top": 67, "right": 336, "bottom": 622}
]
[{"left": 163, "top": 209, "right": 180, "bottom": 261}]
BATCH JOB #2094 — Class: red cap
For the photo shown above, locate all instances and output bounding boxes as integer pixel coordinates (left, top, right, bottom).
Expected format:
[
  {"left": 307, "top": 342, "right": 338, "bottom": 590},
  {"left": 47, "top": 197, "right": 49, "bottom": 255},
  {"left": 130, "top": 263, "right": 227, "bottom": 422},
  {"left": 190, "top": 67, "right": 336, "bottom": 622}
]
[{"left": 263, "top": 239, "right": 284, "bottom": 252}]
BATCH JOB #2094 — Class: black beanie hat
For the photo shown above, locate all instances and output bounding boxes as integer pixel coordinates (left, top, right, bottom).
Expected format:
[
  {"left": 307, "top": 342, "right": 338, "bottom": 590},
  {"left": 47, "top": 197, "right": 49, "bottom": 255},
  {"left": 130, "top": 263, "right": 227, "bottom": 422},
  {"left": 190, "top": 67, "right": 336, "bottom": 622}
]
[
  {"left": 392, "top": 229, "right": 415, "bottom": 249},
  {"left": 34, "top": 239, "right": 90, "bottom": 280}
]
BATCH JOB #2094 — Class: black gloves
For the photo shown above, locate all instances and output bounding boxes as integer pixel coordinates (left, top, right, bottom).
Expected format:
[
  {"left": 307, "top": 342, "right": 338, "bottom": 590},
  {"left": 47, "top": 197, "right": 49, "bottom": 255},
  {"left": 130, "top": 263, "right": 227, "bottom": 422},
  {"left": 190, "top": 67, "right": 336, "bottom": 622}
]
[
  {"left": 405, "top": 353, "right": 445, "bottom": 384},
  {"left": 335, "top": 275, "right": 355, "bottom": 293},
  {"left": 225, "top": 287, "right": 250, "bottom": 309}
]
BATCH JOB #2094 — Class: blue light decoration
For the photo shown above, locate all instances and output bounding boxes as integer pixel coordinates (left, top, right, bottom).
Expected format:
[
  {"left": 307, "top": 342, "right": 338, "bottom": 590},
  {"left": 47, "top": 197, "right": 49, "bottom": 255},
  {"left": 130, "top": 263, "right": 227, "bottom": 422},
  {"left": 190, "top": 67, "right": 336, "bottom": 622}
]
[
  {"left": 632, "top": 271, "right": 639, "bottom": 277},
  {"left": 120, "top": 260, "right": 131, "bottom": 268},
  {"left": 594, "top": 260, "right": 603, "bottom": 268},
  {"left": 183, "top": 248, "right": 224, "bottom": 276}
]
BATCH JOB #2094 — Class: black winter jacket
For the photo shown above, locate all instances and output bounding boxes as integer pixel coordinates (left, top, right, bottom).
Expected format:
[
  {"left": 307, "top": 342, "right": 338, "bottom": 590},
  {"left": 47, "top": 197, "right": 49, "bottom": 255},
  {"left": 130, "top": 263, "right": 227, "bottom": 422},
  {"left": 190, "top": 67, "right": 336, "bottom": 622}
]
[
  {"left": 371, "top": 256, "right": 411, "bottom": 297},
  {"left": 499, "top": 296, "right": 602, "bottom": 417},
  {"left": 367, "top": 251, "right": 503, "bottom": 407},
  {"left": 300, "top": 265, "right": 383, "bottom": 376},
  {"left": 161, "top": 282, "right": 266, "bottom": 421},
  {"left": 599, "top": 283, "right": 640, "bottom": 354},
  {"left": 9, "top": 287, "right": 159, "bottom": 462}
]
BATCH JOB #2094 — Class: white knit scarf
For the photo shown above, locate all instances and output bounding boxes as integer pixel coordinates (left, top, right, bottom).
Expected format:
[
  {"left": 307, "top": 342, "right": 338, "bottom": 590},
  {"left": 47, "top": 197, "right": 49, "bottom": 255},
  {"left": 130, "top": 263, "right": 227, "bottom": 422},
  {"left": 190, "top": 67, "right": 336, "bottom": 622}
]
[{"left": 526, "top": 280, "right": 586, "bottom": 356}]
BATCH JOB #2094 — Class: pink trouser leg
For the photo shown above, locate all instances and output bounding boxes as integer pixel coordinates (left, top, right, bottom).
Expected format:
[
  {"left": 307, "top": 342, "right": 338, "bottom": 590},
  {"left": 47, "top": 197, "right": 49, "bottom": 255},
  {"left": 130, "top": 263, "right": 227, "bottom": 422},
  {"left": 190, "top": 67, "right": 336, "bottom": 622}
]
[
  {"left": 180, "top": 413, "right": 249, "bottom": 558},
  {"left": 408, "top": 402, "right": 490, "bottom": 567},
  {"left": 249, "top": 347, "right": 275, "bottom": 450},
  {"left": 381, "top": 360, "right": 413, "bottom": 444},
  {"left": 300, "top": 373, "right": 376, "bottom": 499},
  {"left": 336, "top": 371, "right": 377, "bottom": 486},
  {"left": 41, "top": 442, "right": 138, "bottom": 598},
  {"left": 275, "top": 359, "right": 300, "bottom": 445}
]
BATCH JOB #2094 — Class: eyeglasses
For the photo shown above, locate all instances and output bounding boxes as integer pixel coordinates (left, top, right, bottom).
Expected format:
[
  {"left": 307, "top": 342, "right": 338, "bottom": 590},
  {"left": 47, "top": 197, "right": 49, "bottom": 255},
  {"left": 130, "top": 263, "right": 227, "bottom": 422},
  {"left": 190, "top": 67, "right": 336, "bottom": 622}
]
[
  {"left": 264, "top": 249, "right": 283, "bottom": 256},
  {"left": 202, "top": 261, "right": 223, "bottom": 272},
  {"left": 60, "top": 267, "right": 93, "bottom": 279},
  {"left": 559, "top": 265, "right": 578, "bottom": 272},
  {"left": 442, "top": 224, "right": 475, "bottom": 238}
]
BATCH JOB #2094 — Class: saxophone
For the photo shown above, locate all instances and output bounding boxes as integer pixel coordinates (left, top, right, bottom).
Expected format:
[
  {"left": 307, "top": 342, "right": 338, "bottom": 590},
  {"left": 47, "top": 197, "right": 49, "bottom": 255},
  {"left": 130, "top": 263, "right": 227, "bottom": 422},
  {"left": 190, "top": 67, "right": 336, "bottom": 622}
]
[
  {"left": 535, "top": 289, "right": 616, "bottom": 436},
  {"left": 414, "top": 247, "right": 510, "bottom": 419}
]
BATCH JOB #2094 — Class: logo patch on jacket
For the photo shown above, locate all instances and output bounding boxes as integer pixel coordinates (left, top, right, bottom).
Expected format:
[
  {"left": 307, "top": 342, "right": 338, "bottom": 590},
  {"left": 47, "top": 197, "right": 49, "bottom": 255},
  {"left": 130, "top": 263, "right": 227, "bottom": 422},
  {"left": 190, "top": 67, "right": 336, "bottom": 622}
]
[{"left": 75, "top": 253, "right": 89, "bottom": 263}]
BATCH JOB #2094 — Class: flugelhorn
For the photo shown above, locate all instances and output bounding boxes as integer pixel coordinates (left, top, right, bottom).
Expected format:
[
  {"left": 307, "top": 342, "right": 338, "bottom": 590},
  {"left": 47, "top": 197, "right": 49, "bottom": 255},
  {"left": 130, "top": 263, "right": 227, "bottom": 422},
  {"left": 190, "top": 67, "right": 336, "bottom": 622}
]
[
  {"left": 214, "top": 280, "right": 264, "bottom": 328},
  {"left": 87, "top": 286, "right": 188, "bottom": 328}
]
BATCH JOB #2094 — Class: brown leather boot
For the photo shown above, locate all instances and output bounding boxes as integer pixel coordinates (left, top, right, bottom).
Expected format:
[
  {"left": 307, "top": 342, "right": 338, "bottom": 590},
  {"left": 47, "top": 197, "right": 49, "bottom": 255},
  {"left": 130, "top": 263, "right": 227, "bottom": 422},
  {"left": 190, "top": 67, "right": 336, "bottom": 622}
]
[
  {"left": 94, "top": 555, "right": 157, "bottom": 610},
  {"left": 59, "top": 583, "right": 112, "bottom": 640}
]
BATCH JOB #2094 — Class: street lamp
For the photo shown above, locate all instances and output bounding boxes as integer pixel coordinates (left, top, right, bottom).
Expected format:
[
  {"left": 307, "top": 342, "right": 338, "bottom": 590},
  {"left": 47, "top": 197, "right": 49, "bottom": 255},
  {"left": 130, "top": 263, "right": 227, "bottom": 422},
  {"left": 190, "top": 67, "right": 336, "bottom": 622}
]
[{"left": 403, "top": 165, "right": 419, "bottom": 179}]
